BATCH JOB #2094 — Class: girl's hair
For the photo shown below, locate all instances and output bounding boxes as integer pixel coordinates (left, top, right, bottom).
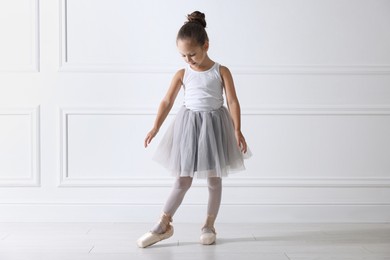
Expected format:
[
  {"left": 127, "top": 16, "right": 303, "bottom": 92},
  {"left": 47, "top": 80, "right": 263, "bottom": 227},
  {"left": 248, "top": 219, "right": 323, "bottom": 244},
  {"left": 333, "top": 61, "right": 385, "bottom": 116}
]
[{"left": 177, "top": 11, "right": 209, "bottom": 46}]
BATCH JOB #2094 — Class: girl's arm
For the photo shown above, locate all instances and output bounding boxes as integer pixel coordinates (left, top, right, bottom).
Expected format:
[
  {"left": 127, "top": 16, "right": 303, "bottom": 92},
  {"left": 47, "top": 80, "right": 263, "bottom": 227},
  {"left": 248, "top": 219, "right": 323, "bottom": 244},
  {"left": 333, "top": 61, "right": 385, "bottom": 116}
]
[
  {"left": 144, "top": 69, "right": 184, "bottom": 148},
  {"left": 220, "top": 66, "right": 247, "bottom": 153}
]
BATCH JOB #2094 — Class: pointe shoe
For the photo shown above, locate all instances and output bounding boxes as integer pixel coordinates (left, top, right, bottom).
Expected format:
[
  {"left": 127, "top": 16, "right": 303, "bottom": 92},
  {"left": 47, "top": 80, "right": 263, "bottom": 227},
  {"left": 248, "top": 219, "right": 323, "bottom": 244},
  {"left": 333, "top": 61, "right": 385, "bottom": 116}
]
[
  {"left": 200, "top": 227, "right": 216, "bottom": 245},
  {"left": 137, "top": 213, "right": 173, "bottom": 248},
  {"left": 137, "top": 224, "right": 174, "bottom": 248},
  {"left": 200, "top": 215, "right": 217, "bottom": 245}
]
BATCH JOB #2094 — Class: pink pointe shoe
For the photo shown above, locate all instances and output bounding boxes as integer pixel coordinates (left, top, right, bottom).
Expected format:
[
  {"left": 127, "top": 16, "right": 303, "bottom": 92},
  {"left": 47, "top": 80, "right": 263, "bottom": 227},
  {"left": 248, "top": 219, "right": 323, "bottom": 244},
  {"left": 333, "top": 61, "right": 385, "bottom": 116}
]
[
  {"left": 200, "top": 226, "right": 216, "bottom": 245},
  {"left": 200, "top": 215, "right": 217, "bottom": 245},
  {"left": 137, "top": 214, "right": 174, "bottom": 248}
]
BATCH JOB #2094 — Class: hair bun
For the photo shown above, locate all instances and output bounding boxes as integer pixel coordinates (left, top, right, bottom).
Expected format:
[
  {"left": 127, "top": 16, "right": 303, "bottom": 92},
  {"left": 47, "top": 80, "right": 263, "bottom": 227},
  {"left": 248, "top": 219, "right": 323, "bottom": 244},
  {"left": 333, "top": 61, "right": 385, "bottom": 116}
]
[{"left": 187, "top": 11, "right": 206, "bottom": 28}]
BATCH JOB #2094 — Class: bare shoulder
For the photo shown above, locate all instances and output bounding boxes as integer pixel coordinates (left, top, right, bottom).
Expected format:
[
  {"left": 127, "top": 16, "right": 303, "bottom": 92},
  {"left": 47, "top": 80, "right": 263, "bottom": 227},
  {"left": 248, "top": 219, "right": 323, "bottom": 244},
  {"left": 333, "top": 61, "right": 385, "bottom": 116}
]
[
  {"left": 219, "top": 65, "right": 232, "bottom": 77},
  {"left": 174, "top": 68, "right": 185, "bottom": 79},
  {"left": 219, "top": 65, "right": 234, "bottom": 88},
  {"left": 168, "top": 68, "right": 185, "bottom": 87}
]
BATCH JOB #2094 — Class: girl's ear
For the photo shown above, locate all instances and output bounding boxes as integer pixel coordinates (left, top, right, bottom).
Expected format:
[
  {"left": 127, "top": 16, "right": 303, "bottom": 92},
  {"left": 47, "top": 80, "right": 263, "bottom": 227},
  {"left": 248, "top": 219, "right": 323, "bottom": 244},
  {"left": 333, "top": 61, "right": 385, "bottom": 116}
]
[{"left": 203, "top": 41, "right": 209, "bottom": 51}]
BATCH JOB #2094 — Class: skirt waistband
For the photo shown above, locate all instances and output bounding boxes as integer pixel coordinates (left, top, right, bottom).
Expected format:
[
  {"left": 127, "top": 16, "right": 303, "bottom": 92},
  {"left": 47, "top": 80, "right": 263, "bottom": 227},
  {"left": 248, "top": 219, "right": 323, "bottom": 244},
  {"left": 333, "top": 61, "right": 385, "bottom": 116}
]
[{"left": 182, "top": 105, "right": 226, "bottom": 113}]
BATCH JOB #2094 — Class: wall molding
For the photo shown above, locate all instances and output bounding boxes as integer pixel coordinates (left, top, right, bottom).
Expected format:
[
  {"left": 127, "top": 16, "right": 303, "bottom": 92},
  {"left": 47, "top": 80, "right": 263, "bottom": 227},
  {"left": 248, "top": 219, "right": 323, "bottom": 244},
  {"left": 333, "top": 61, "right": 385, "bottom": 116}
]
[
  {"left": 242, "top": 104, "right": 390, "bottom": 115},
  {"left": 59, "top": 105, "right": 390, "bottom": 188},
  {"left": 0, "top": 203, "right": 389, "bottom": 222},
  {"left": 59, "top": 104, "right": 390, "bottom": 116},
  {"left": 59, "top": 0, "right": 67, "bottom": 69},
  {"left": 58, "top": 177, "right": 390, "bottom": 188},
  {"left": 0, "top": 0, "right": 40, "bottom": 72},
  {"left": 59, "top": 63, "right": 390, "bottom": 75},
  {"left": 0, "top": 106, "right": 40, "bottom": 187},
  {"left": 1, "top": 201, "right": 390, "bottom": 206},
  {"left": 231, "top": 65, "right": 390, "bottom": 75}
]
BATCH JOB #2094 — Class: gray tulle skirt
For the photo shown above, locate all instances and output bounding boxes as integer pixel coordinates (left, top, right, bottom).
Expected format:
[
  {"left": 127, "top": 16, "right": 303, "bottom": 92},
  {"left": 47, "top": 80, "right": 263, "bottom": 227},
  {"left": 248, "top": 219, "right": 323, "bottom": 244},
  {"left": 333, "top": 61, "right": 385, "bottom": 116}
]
[{"left": 153, "top": 106, "right": 251, "bottom": 178}]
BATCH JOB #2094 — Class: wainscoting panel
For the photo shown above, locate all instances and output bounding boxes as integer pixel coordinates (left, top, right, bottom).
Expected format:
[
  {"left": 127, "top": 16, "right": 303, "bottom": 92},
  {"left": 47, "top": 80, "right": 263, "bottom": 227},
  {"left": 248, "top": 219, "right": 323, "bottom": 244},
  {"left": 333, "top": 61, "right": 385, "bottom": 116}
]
[
  {"left": 59, "top": 0, "right": 390, "bottom": 74},
  {"left": 0, "top": 107, "right": 40, "bottom": 186},
  {"left": 0, "top": 0, "right": 39, "bottom": 72}
]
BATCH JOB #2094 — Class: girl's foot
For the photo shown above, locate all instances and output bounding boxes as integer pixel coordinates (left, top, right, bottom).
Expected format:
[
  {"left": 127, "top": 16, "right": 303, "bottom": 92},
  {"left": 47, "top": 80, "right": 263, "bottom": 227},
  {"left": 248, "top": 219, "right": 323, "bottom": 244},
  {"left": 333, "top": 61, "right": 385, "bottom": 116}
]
[
  {"left": 137, "top": 213, "right": 174, "bottom": 248},
  {"left": 200, "top": 226, "right": 216, "bottom": 245},
  {"left": 200, "top": 215, "right": 217, "bottom": 245}
]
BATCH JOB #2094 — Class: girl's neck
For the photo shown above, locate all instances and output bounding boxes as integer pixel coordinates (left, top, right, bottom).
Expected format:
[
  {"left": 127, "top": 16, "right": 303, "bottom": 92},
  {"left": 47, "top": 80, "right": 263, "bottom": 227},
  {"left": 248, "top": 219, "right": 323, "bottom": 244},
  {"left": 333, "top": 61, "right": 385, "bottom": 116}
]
[{"left": 190, "top": 56, "right": 214, "bottom": 72}]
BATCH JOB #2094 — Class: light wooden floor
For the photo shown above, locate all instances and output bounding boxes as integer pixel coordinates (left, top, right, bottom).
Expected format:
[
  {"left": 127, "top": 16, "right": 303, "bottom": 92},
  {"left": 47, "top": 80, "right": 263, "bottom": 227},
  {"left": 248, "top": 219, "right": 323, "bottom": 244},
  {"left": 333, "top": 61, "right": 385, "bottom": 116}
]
[{"left": 0, "top": 223, "right": 389, "bottom": 260}]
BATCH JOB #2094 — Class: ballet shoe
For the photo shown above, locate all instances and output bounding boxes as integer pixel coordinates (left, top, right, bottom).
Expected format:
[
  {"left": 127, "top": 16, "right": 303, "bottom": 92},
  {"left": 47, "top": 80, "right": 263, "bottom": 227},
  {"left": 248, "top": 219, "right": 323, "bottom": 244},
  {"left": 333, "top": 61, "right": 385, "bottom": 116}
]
[
  {"left": 137, "top": 224, "right": 174, "bottom": 248},
  {"left": 200, "top": 227, "right": 216, "bottom": 245},
  {"left": 137, "top": 213, "right": 173, "bottom": 248}
]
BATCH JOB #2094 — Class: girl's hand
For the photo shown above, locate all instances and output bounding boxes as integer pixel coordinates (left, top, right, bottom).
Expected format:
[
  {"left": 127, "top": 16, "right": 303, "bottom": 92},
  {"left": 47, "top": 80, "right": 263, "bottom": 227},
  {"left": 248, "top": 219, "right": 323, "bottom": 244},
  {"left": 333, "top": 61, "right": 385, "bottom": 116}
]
[
  {"left": 144, "top": 128, "right": 158, "bottom": 148},
  {"left": 235, "top": 130, "right": 247, "bottom": 153}
]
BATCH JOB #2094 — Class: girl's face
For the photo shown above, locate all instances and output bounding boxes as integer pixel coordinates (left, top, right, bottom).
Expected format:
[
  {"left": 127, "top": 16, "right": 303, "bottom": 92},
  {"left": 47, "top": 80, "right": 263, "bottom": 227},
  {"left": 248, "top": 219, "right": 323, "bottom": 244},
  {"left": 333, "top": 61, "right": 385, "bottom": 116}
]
[{"left": 177, "top": 38, "right": 209, "bottom": 69}]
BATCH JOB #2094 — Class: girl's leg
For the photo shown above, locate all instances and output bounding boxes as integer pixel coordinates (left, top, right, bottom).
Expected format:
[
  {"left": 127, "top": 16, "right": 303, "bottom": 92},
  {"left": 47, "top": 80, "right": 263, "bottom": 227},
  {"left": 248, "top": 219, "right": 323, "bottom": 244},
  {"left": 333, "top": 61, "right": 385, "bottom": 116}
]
[
  {"left": 200, "top": 177, "right": 222, "bottom": 244},
  {"left": 206, "top": 177, "right": 222, "bottom": 218},
  {"left": 203, "top": 177, "right": 222, "bottom": 230},
  {"left": 151, "top": 176, "right": 193, "bottom": 234}
]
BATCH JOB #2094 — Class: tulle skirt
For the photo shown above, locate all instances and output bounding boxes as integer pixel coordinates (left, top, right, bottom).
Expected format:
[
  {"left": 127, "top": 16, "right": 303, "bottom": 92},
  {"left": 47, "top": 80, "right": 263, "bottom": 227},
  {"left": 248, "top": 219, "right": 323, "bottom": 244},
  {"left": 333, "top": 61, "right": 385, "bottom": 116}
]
[{"left": 153, "top": 106, "right": 251, "bottom": 178}]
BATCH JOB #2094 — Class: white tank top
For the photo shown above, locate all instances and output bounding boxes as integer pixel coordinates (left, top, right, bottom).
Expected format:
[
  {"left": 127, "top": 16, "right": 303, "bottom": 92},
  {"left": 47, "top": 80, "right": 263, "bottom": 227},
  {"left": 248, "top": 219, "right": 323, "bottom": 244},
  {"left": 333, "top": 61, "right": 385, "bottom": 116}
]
[{"left": 182, "top": 62, "right": 224, "bottom": 111}]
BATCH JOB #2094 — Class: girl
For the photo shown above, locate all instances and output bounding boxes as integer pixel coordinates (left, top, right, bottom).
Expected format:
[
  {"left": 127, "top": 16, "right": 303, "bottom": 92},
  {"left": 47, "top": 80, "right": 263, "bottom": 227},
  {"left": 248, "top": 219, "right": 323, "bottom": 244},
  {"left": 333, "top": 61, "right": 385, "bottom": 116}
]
[{"left": 137, "top": 11, "right": 251, "bottom": 248}]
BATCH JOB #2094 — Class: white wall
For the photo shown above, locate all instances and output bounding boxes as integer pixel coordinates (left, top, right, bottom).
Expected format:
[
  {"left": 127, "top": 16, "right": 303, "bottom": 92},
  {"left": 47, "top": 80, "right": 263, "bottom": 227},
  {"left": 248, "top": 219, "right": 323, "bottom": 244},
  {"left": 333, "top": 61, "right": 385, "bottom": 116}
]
[{"left": 1, "top": 0, "right": 390, "bottom": 223}]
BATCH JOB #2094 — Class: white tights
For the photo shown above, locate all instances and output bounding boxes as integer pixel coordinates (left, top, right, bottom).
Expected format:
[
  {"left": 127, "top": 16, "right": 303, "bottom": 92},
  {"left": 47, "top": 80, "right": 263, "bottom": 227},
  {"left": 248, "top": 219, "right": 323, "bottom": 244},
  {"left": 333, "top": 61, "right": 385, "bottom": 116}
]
[{"left": 151, "top": 176, "right": 222, "bottom": 234}]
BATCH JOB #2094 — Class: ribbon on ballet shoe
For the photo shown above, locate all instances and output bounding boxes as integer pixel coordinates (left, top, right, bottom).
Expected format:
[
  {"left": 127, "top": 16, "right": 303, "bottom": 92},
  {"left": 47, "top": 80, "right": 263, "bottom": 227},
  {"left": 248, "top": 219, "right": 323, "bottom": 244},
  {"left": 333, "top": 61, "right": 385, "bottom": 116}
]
[{"left": 136, "top": 213, "right": 174, "bottom": 248}]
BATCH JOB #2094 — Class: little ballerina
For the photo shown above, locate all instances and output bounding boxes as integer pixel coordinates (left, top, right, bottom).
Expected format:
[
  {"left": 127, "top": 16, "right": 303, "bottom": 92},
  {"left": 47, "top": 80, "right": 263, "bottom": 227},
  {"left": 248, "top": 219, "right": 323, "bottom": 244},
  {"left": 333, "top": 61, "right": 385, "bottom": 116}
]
[{"left": 137, "top": 11, "right": 251, "bottom": 248}]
